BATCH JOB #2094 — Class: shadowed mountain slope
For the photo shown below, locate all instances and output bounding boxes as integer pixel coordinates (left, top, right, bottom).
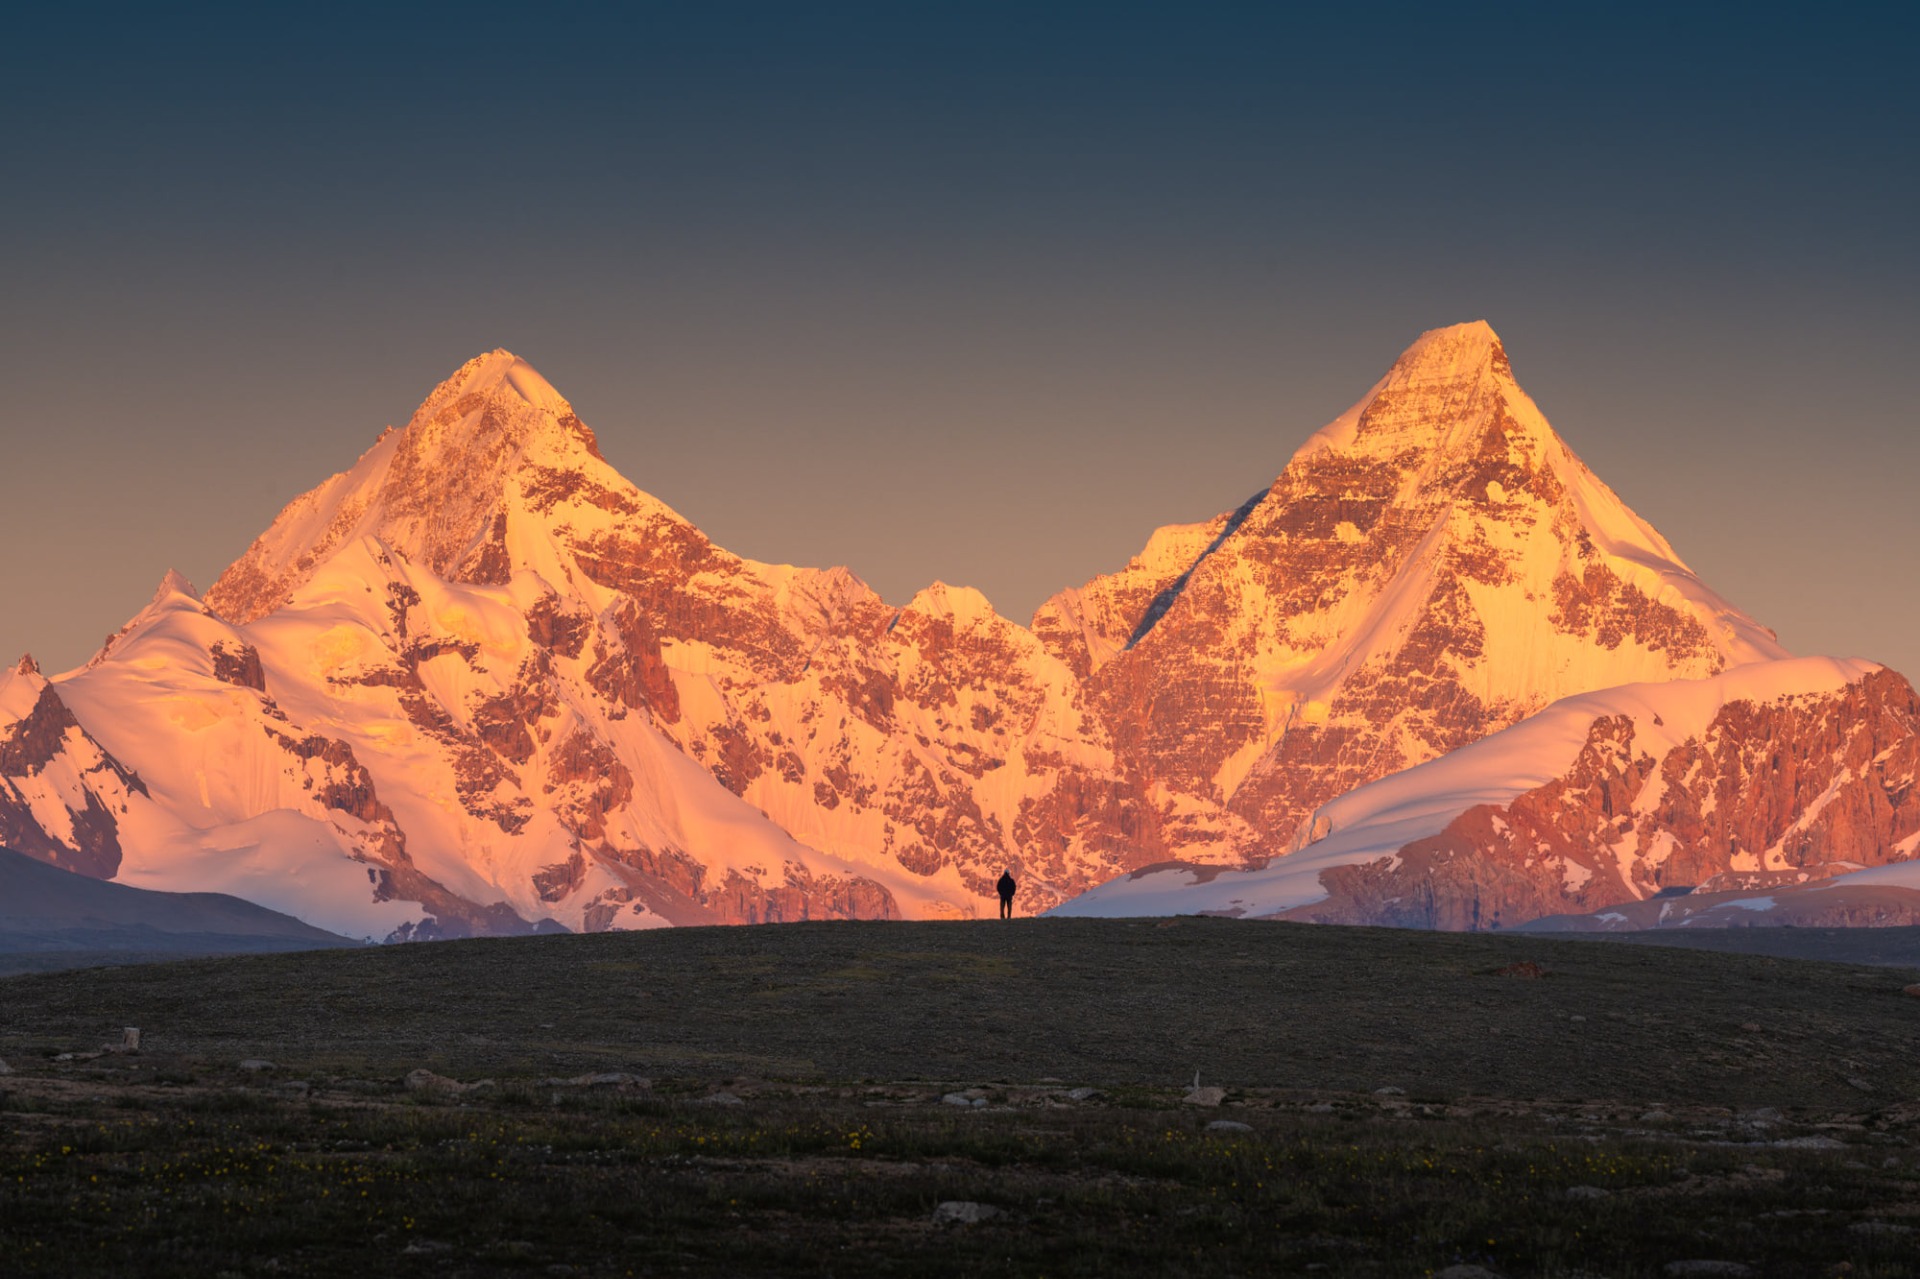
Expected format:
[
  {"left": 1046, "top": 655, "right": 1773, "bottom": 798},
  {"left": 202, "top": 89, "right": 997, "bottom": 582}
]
[{"left": 0, "top": 846, "right": 356, "bottom": 956}]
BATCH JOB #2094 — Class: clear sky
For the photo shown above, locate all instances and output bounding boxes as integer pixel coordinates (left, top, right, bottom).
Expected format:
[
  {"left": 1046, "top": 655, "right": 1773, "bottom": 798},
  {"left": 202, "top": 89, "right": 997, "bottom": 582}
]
[{"left": 3, "top": 3, "right": 1916, "bottom": 677}]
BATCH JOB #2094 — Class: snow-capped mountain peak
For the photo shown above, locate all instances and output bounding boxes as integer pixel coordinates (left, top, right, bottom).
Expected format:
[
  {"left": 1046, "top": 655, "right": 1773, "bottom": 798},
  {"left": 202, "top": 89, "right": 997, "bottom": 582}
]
[
  {"left": 8, "top": 325, "right": 1873, "bottom": 941},
  {"left": 1033, "top": 320, "right": 1789, "bottom": 854},
  {"left": 154, "top": 569, "right": 199, "bottom": 604},
  {"left": 205, "top": 351, "right": 678, "bottom": 625},
  {"left": 395, "top": 348, "right": 600, "bottom": 462}
]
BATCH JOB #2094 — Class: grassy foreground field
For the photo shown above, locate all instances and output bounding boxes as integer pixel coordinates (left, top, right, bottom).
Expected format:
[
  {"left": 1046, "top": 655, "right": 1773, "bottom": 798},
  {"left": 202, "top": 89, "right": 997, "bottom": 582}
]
[{"left": 2, "top": 917, "right": 1919, "bottom": 1276}]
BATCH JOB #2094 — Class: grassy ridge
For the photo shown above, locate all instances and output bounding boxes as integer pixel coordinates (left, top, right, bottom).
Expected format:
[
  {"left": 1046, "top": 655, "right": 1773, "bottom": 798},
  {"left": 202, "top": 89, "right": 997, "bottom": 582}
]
[
  {"left": 4, "top": 917, "right": 1917, "bottom": 1107},
  {"left": 2, "top": 917, "right": 1919, "bottom": 1276}
]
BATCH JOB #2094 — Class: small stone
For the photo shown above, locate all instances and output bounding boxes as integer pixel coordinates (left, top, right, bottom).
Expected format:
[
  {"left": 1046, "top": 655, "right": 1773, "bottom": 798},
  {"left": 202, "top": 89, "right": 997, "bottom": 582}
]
[
  {"left": 238, "top": 1059, "right": 277, "bottom": 1073},
  {"left": 941, "top": 1092, "right": 975, "bottom": 1107},
  {"left": 404, "top": 1068, "right": 465, "bottom": 1095},
  {"left": 0, "top": 1058, "right": 11, "bottom": 1075},
  {"left": 1639, "top": 1110, "right": 1672, "bottom": 1123},
  {"left": 701, "top": 1092, "right": 745, "bottom": 1107},
  {"left": 1374, "top": 1086, "right": 1406, "bottom": 1096},
  {"left": 1848, "top": 1221, "right": 1915, "bottom": 1237},
  {"left": 120, "top": 1028, "right": 142, "bottom": 1053},
  {"left": 400, "top": 1240, "right": 451, "bottom": 1256},
  {"left": 1566, "top": 1185, "right": 1610, "bottom": 1201},
  {"left": 1066, "top": 1087, "right": 1100, "bottom": 1101},
  {"left": 1436, "top": 1266, "right": 1504, "bottom": 1279},
  {"left": 1845, "top": 1076, "right": 1874, "bottom": 1092},
  {"left": 53, "top": 1053, "right": 74, "bottom": 1063},
  {"left": 1662, "top": 1263, "right": 1753, "bottom": 1278},
  {"left": 1771, "top": 1135, "right": 1847, "bottom": 1150},
  {"left": 1304, "top": 1102, "right": 1335, "bottom": 1114},
  {"left": 932, "top": 1201, "right": 999, "bottom": 1225},
  {"left": 1182, "top": 1086, "right": 1226, "bottom": 1107},
  {"left": 1902, "top": 983, "right": 1920, "bottom": 998},
  {"left": 1738, "top": 1022, "right": 1761, "bottom": 1034},
  {"left": 1569, "top": 1014, "right": 1587, "bottom": 1023},
  {"left": 1205, "top": 1120, "right": 1253, "bottom": 1133}
]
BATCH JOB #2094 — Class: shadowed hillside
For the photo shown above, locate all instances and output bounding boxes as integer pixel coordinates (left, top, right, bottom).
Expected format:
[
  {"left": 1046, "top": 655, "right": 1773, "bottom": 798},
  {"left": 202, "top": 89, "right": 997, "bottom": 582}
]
[{"left": 0, "top": 847, "right": 356, "bottom": 973}]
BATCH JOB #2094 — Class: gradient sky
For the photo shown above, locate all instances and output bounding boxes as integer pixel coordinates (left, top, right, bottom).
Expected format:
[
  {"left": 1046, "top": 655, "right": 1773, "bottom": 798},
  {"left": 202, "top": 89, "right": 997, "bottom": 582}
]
[{"left": 3, "top": 4, "right": 1916, "bottom": 677}]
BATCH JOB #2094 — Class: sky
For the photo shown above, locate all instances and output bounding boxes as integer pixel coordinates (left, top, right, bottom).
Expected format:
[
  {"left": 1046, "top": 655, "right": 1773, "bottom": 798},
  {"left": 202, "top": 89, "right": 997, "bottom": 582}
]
[{"left": 2, "top": 3, "right": 1916, "bottom": 677}]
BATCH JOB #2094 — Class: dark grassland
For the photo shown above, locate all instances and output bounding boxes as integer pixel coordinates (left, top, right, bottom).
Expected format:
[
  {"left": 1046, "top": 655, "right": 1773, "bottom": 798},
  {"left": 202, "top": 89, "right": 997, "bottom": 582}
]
[{"left": 2, "top": 917, "right": 1918, "bottom": 1277}]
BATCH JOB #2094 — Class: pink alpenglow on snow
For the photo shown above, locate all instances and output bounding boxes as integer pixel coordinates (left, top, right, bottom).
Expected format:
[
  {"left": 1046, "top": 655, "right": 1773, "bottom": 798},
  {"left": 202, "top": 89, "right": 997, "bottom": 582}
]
[
  {"left": 1052, "top": 658, "right": 1920, "bottom": 929},
  {"left": 5, "top": 325, "right": 1904, "bottom": 940}
]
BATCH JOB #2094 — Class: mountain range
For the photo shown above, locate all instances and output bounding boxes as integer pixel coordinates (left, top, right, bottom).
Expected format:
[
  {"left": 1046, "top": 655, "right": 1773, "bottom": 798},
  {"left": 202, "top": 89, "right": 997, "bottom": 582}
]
[{"left": 4, "top": 322, "right": 1914, "bottom": 938}]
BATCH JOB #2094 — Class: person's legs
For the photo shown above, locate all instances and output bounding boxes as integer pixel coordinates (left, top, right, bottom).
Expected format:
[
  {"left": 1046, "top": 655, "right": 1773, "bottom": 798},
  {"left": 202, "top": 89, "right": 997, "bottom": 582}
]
[{"left": 999, "top": 897, "right": 1011, "bottom": 919}]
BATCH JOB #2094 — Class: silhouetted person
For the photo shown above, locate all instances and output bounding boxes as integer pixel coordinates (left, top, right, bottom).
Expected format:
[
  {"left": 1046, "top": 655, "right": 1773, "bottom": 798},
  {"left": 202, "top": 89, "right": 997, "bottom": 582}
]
[{"left": 996, "top": 869, "right": 1017, "bottom": 920}]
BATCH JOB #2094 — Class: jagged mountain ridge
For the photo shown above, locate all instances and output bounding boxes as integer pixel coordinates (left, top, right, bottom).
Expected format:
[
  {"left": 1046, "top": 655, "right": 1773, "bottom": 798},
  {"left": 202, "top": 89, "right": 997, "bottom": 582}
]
[
  {"left": 1055, "top": 659, "right": 1920, "bottom": 927},
  {"left": 1, "top": 325, "right": 1831, "bottom": 937}
]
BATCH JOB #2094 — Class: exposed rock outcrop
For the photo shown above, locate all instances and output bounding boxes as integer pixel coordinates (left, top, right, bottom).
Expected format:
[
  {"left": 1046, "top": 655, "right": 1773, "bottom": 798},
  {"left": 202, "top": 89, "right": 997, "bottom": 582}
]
[{"left": 1290, "top": 667, "right": 1920, "bottom": 929}]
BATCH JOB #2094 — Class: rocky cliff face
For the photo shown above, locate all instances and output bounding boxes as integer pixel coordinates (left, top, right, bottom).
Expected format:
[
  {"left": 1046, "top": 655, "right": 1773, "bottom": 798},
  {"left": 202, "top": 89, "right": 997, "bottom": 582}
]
[
  {"left": 1056, "top": 658, "right": 1920, "bottom": 931},
  {"left": 0, "top": 655, "right": 146, "bottom": 879},
  {"left": 2, "top": 327, "right": 1866, "bottom": 938},
  {"left": 1037, "top": 321, "right": 1785, "bottom": 857},
  {"left": 1296, "top": 667, "right": 1920, "bottom": 929}
]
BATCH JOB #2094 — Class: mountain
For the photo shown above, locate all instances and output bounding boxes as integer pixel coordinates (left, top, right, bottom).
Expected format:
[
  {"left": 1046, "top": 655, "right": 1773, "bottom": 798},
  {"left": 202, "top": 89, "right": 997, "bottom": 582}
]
[
  {"left": 1053, "top": 659, "right": 1920, "bottom": 927},
  {"left": 11, "top": 352, "right": 1129, "bottom": 936},
  {"left": 1035, "top": 320, "right": 1784, "bottom": 858},
  {"left": 5, "top": 324, "right": 1877, "bottom": 938},
  {"left": 0, "top": 845, "right": 356, "bottom": 954}
]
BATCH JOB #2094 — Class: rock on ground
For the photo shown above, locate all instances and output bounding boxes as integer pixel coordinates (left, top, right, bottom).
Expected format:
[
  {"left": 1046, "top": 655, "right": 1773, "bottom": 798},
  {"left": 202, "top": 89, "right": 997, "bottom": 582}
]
[
  {"left": 932, "top": 1201, "right": 999, "bottom": 1225},
  {"left": 405, "top": 1068, "right": 493, "bottom": 1096}
]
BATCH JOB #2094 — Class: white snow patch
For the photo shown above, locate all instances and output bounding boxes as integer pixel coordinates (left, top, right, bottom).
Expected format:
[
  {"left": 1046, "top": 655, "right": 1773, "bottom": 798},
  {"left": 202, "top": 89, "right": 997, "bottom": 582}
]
[{"left": 114, "top": 810, "right": 421, "bottom": 941}]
